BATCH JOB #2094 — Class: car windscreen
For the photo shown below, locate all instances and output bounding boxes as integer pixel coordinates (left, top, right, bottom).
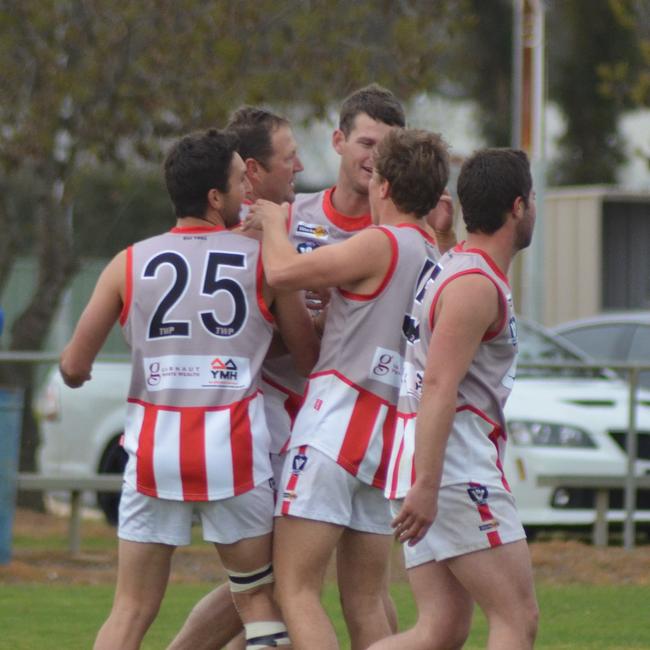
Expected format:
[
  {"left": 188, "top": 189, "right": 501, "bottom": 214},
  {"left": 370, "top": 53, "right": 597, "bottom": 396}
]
[{"left": 517, "top": 321, "right": 608, "bottom": 379}]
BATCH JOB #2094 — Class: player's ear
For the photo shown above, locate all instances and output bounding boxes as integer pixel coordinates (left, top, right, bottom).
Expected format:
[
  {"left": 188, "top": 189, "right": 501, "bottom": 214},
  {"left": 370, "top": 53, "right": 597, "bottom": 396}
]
[
  {"left": 332, "top": 129, "right": 346, "bottom": 155},
  {"left": 379, "top": 178, "right": 390, "bottom": 200},
  {"left": 207, "top": 188, "right": 223, "bottom": 211},
  {"left": 245, "top": 157, "right": 261, "bottom": 182},
  {"left": 511, "top": 195, "right": 525, "bottom": 220}
]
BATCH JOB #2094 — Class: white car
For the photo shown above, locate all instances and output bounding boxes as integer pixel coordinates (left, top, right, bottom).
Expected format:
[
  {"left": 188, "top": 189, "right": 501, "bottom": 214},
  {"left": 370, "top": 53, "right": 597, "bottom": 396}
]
[{"left": 35, "top": 320, "right": 650, "bottom": 530}]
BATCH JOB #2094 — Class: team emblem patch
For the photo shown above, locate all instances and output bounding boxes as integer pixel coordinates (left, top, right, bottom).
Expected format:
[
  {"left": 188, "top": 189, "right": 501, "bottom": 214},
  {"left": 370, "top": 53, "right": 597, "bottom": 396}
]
[
  {"left": 297, "top": 241, "right": 320, "bottom": 254},
  {"left": 467, "top": 484, "right": 489, "bottom": 505},
  {"left": 291, "top": 453, "right": 308, "bottom": 474}
]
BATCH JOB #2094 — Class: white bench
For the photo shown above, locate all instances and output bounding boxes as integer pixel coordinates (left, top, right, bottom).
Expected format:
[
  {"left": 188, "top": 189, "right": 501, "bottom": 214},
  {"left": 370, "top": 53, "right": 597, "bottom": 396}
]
[
  {"left": 16, "top": 473, "right": 123, "bottom": 555},
  {"left": 537, "top": 474, "right": 650, "bottom": 547}
]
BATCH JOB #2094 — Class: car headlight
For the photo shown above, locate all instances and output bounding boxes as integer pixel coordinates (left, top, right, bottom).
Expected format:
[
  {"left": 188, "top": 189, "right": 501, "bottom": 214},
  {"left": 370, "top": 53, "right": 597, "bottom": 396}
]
[{"left": 508, "top": 420, "right": 596, "bottom": 448}]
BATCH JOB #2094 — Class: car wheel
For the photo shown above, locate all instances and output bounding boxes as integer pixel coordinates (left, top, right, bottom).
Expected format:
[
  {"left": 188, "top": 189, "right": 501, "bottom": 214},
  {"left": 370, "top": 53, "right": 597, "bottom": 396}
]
[{"left": 97, "top": 435, "right": 127, "bottom": 526}]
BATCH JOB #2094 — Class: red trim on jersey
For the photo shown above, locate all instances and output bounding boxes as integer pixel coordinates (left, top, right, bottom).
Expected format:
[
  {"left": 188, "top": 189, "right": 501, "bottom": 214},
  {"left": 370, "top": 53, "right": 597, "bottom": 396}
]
[
  {"left": 170, "top": 225, "right": 226, "bottom": 233},
  {"left": 180, "top": 407, "right": 208, "bottom": 500},
  {"left": 281, "top": 444, "right": 308, "bottom": 515},
  {"left": 457, "top": 405, "right": 510, "bottom": 491},
  {"left": 371, "top": 405, "right": 397, "bottom": 488},
  {"left": 135, "top": 405, "right": 158, "bottom": 497},
  {"left": 119, "top": 246, "right": 133, "bottom": 326},
  {"left": 127, "top": 390, "right": 263, "bottom": 412},
  {"left": 262, "top": 373, "right": 304, "bottom": 427},
  {"left": 256, "top": 249, "right": 275, "bottom": 323},
  {"left": 307, "top": 369, "right": 393, "bottom": 407},
  {"left": 323, "top": 187, "right": 372, "bottom": 231},
  {"left": 230, "top": 399, "right": 255, "bottom": 495},
  {"left": 469, "top": 481, "right": 503, "bottom": 547},
  {"left": 427, "top": 269, "right": 507, "bottom": 340},
  {"left": 396, "top": 222, "right": 436, "bottom": 245},
  {"left": 339, "top": 226, "right": 398, "bottom": 301},
  {"left": 456, "top": 242, "right": 509, "bottom": 285}
]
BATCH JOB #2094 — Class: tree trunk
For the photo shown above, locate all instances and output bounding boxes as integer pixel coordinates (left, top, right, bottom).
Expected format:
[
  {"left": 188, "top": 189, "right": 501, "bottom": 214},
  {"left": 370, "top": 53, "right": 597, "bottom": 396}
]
[{"left": 0, "top": 186, "right": 79, "bottom": 510}]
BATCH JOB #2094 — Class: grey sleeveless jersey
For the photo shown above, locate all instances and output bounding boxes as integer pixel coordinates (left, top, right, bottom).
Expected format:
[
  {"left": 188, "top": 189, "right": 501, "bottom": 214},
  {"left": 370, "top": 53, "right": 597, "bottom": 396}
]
[
  {"left": 120, "top": 224, "right": 274, "bottom": 501},
  {"left": 290, "top": 224, "right": 441, "bottom": 488},
  {"left": 386, "top": 242, "right": 518, "bottom": 498},
  {"left": 261, "top": 188, "right": 371, "bottom": 453}
]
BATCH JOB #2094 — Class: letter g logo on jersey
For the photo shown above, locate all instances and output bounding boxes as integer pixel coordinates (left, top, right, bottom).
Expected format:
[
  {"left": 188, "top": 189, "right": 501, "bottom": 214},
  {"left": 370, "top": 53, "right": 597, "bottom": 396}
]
[{"left": 147, "top": 362, "right": 161, "bottom": 386}]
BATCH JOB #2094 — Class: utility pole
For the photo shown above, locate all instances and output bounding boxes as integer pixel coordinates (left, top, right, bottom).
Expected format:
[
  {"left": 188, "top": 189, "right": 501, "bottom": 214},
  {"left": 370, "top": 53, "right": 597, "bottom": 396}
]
[{"left": 512, "top": 0, "right": 546, "bottom": 322}]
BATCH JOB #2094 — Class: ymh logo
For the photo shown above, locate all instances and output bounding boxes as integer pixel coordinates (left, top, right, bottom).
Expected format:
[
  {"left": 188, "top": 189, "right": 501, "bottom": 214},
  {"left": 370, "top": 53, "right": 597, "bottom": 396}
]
[{"left": 210, "top": 357, "right": 238, "bottom": 380}]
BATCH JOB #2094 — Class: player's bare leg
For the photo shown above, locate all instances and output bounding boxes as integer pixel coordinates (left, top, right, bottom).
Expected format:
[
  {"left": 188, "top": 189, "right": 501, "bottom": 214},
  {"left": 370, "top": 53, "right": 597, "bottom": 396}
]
[
  {"left": 448, "top": 540, "right": 538, "bottom": 650},
  {"left": 216, "top": 532, "right": 291, "bottom": 650},
  {"left": 336, "top": 529, "right": 394, "bottom": 648},
  {"left": 367, "top": 558, "right": 474, "bottom": 650},
  {"left": 166, "top": 583, "right": 243, "bottom": 650},
  {"left": 94, "top": 540, "right": 175, "bottom": 650},
  {"left": 274, "top": 516, "right": 344, "bottom": 650}
]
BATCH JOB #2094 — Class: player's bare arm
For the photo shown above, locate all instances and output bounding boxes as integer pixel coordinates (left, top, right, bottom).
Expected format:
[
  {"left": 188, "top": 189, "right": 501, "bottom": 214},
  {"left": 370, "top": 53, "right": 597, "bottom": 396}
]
[
  {"left": 269, "top": 285, "right": 321, "bottom": 377},
  {"left": 247, "top": 199, "right": 393, "bottom": 293},
  {"left": 425, "top": 189, "right": 456, "bottom": 254},
  {"left": 59, "top": 250, "right": 126, "bottom": 388},
  {"left": 393, "top": 273, "right": 500, "bottom": 546}
]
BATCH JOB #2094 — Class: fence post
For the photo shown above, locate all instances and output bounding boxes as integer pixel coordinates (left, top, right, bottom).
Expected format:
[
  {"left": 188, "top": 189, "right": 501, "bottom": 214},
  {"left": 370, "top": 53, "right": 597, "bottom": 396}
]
[
  {"left": 0, "top": 386, "right": 24, "bottom": 564},
  {"left": 623, "top": 366, "right": 639, "bottom": 551}
]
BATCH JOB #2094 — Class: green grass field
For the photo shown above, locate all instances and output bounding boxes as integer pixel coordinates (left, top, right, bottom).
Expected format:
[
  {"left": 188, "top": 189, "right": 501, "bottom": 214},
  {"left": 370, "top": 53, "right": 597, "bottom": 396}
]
[
  {"left": 2, "top": 581, "right": 650, "bottom": 649},
  {"left": 4, "top": 511, "right": 650, "bottom": 649}
]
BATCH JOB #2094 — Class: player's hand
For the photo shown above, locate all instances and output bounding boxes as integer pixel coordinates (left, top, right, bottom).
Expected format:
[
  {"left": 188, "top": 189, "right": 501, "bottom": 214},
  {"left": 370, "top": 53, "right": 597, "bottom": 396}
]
[
  {"left": 391, "top": 480, "right": 437, "bottom": 546},
  {"left": 305, "top": 288, "right": 330, "bottom": 312},
  {"left": 425, "top": 189, "right": 454, "bottom": 234},
  {"left": 244, "top": 200, "right": 289, "bottom": 231}
]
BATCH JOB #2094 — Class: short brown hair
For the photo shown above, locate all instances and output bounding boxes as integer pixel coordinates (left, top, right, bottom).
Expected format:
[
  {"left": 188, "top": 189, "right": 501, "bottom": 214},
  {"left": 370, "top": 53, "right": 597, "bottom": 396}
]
[
  {"left": 164, "top": 128, "right": 239, "bottom": 218},
  {"left": 338, "top": 83, "right": 405, "bottom": 136},
  {"left": 457, "top": 148, "right": 532, "bottom": 234},
  {"left": 374, "top": 128, "right": 449, "bottom": 218},
  {"left": 226, "top": 106, "right": 289, "bottom": 169}
]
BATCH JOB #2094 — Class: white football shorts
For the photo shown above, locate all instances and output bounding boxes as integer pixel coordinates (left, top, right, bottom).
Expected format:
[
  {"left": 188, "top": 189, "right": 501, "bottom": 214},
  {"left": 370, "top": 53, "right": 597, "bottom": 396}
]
[
  {"left": 118, "top": 479, "right": 275, "bottom": 546},
  {"left": 396, "top": 481, "right": 527, "bottom": 568},
  {"left": 276, "top": 445, "right": 392, "bottom": 534}
]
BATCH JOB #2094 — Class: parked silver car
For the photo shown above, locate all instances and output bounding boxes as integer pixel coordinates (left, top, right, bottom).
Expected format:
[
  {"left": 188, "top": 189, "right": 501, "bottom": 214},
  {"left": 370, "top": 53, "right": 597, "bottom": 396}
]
[{"left": 553, "top": 311, "right": 650, "bottom": 388}]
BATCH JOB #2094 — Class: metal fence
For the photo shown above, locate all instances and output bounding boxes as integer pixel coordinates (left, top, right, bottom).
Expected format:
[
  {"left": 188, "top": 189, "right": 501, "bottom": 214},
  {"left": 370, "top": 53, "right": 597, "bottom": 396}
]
[{"left": 1, "top": 352, "right": 650, "bottom": 549}]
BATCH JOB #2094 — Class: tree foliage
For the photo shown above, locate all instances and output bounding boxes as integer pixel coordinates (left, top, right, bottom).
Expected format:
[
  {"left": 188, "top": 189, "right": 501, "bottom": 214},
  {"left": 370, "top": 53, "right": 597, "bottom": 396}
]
[
  {"left": 547, "top": 0, "right": 644, "bottom": 184},
  {"left": 0, "top": 0, "right": 470, "bottom": 480}
]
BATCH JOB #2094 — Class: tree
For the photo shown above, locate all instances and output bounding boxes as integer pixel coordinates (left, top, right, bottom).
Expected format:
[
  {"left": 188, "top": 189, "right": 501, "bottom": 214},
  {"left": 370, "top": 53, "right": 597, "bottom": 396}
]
[
  {"left": 0, "top": 0, "right": 470, "bottom": 496},
  {"left": 547, "top": 0, "right": 643, "bottom": 184}
]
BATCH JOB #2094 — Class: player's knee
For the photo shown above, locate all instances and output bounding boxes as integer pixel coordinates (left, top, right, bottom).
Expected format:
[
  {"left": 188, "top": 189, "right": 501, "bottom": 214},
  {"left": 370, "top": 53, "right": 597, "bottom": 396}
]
[
  {"left": 227, "top": 562, "right": 275, "bottom": 594},
  {"left": 412, "top": 614, "right": 471, "bottom": 650},
  {"left": 244, "top": 621, "right": 290, "bottom": 649},
  {"left": 523, "top": 599, "right": 540, "bottom": 642}
]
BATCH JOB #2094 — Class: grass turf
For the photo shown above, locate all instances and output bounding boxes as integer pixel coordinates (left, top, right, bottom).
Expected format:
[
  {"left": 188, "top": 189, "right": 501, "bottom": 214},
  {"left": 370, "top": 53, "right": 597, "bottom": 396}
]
[{"left": 2, "top": 582, "right": 650, "bottom": 649}]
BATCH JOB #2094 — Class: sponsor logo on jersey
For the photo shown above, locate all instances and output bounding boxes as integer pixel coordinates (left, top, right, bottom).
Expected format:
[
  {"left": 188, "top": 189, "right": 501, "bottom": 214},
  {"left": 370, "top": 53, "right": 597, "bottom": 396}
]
[
  {"left": 478, "top": 518, "right": 499, "bottom": 532},
  {"left": 143, "top": 355, "right": 251, "bottom": 390},
  {"left": 282, "top": 490, "right": 297, "bottom": 500},
  {"left": 296, "top": 222, "right": 329, "bottom": 240},
  {"left": 210, "top": 357, "right": 238, "bottom": 381},
  {"left": 467, "top": 484, "right": 489, "bottom": 505},
  {"left": 297, "top": 241, "right": 320, "bottom": 254},
  {"left": 146, "top": 361, "right": 162, "bottom": 386},
  {"left": 369, "top": 347, "right": 403, "bottom": 388},
  {"left": 313, "top": 398, "right": 323, "bottom": 411}
]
